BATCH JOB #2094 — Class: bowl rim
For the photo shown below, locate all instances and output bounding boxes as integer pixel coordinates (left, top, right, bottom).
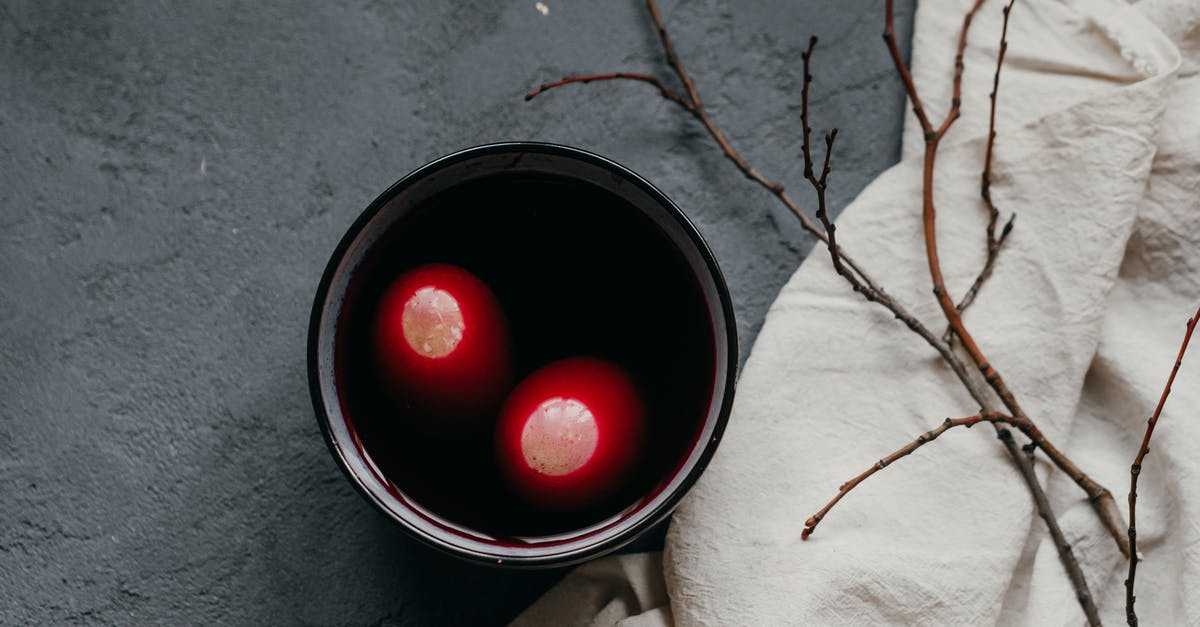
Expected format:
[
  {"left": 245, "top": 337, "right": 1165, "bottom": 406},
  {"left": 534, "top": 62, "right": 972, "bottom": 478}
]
[{"left": 307, "top": 141, "right": 738, "bottom": 568}]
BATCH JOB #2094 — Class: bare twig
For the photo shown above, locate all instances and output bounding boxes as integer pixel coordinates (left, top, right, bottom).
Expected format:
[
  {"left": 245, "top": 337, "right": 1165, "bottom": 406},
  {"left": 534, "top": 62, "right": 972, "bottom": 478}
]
[
  {"left": 526, "top": 1, "right": 1105, "bottom": 620},
  {"left": 883, "top": 1, "right": 1101, "bottom": 621},
  {"left": 646, "top": 0, "right": 786, "bottom": 198},
  {"left": 526, "top": 1, "right": 966, "bottom": 382},
  {"left": 882, "top": 0, "right": 1127, "bottom": 565},
  {"left": 800, "top": 408, "right": 1095, "bottom": 626},
  {"left": 935, "top": 0, "right": 987, "bottom": 138},
  {"left": 525, "top": 72, "right": 694, "bottom": 111},
  {"left": 800, "top": 37, "right": 846, "bottom": 278},
  {"left": 945, "top": 0, "right": 1017, "bottom": 343},
  {"left": 803, "top": 412, "right": 1023, "bottom": 539},
  {"left": 978, "top": 1, "right": 1015, "bottom": 256},
  {"left": 883, "top": 0, "right": 932, "bottom": 135},
  {"left": 947, "top": 214, "right": 1012, "bottom": 334},
  {"left": 1006, "top": 419, "right": 1100, "bottom": 627},
  {"left": 1125, "top": 305, "right": 1200, "bottom": 626}
]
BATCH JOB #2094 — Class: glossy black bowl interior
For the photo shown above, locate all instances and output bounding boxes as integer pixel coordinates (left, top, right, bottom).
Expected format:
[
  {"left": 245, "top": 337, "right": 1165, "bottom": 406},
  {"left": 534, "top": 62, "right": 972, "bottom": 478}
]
[{"left": 308, "top": 142, "right": 737, "bottom": 568}]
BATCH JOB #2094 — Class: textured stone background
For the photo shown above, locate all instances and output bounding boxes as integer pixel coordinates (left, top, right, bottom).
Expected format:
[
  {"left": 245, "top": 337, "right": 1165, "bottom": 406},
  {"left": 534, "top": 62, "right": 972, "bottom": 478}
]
[{"left": 0, "top": 1, "right": 912, "bottom": 624}]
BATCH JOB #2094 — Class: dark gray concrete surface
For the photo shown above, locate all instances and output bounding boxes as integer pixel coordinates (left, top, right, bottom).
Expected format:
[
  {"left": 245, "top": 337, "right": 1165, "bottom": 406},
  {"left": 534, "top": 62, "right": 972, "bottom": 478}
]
[{"left": 0, "top": 1, "right": 912, "bottom": 624}]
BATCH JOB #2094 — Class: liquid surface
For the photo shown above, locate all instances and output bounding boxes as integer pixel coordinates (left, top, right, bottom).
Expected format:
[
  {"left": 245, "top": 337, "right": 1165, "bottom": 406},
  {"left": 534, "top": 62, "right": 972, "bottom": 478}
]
[{"left": 335, "top": 173, "right": 716, "bottom": 537}]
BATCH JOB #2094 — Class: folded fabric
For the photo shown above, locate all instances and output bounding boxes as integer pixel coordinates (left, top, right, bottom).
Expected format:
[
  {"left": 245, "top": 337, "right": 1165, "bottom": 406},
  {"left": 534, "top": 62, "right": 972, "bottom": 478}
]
[{"left": 513, "top": 0, "right": 1199, "bottom": 624}]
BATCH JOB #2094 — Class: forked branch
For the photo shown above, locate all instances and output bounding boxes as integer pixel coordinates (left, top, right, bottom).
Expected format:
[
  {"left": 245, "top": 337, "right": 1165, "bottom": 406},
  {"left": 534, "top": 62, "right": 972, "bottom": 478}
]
[
  {"left": 1125, "top": 305, "right": 1200, "bottom": 626},
  {"left": 526, "top": 0, "right": 1104, "bottom": 622},
  {"left": 883, "top": 1, "right": 1100, "bottom": 621},
  {"left": 800, "top": 408, "right": 1095, "bottom": 627},
  {"left": 946, "top": 0, "right": 1017, "bottom": 340},
  {"left": 882, "top": 0, "right": 1127, "bottom": 564},
  {"left": 526, "top": 1, "right": 967, "bottom": 381},
  {"left": 802, "top": 412, "right": 1023, "bottom": 539}
]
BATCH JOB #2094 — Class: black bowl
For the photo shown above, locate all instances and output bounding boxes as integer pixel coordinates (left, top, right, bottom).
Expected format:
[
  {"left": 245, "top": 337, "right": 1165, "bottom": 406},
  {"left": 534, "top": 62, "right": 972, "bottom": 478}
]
[{"left": 308, "top": 142, "right": 737, "bottom": 568}]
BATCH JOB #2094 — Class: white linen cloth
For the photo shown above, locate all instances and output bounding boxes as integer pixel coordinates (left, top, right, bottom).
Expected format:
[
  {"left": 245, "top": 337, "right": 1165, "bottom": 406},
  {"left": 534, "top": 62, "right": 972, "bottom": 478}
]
[{"left": 513, "top": 0, "right": 1200, "bottom": 624}]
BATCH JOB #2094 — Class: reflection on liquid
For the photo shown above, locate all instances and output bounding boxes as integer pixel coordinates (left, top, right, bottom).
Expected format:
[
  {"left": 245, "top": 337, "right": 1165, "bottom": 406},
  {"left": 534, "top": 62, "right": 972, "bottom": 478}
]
[
  {"left": 401, "top": 286, "right": 464, "bottom": 358},
  {"left": 520, "top": 397, "right": 599, "bottom": 476}
]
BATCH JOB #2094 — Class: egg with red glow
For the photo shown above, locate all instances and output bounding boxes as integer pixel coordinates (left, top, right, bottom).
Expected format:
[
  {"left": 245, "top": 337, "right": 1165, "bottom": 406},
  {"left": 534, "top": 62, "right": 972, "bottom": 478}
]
[
  {"left": 372, "top": 263, "right": 512, "bottom": 433},
  {"left": 495, "top": 357, "right": 646, "bottom": 511}
]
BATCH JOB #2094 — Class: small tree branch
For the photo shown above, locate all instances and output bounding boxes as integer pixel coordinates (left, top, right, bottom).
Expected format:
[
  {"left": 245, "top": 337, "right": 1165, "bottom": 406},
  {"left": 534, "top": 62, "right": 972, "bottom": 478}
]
[
  {"left": 525, "top": 2, "right": 1106, "bottom": 620},
  {"left": 883, "top": 1, "right": 1103, "bottom": 621},
  {"left": 800, "top": 37, "right": 846, "bottom": 279},
  {"left": 525, "top": 73, "right": 695, "bottom": 111},
  {"left": 1003, "top": 422, "right": 1101, "bottom": 627},
  {"left": 883, "top": 0, "right": 1128, "bottom": 563},
  {"left": 801, "top": 36, "right": 819, "bottom": 182},
  {"left": 526, "top": 1, "right": 965, "bottom": 380},
  {"left": 802, "top": 410, "right": 1100, "bottom": 626},
  {"left": 1125, "top": 305, "right": 1200, "bottom": 626},
  {"left": 945, "top": 0, "right": 1017, "bottom": 343},
  {"left": 979, "top": 0, "right": 1016, "bottom": 264},
  {"left": 883, "top": 0, "right": 933, "bottom": 136},
  {"left": 803, "top": 412, "right": 1021, "bottom": 539},
  {"left": 947, "top": 214, "right": 1012, "bottom": 332},
  {"left": 645, "top": 0, "right": 785, "bottom": 198},
  {"left": 934, "top": 0, "right": 987, "bottom": 139}
]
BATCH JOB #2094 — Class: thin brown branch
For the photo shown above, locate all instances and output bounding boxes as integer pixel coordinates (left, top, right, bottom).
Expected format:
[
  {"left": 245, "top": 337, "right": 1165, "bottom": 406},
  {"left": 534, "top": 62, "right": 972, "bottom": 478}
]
[
  {"left": 646, "top": 0, "right": 785, "bottom": 197},
  {"left": 1126, "top": 305, "right": 1200, "bottom": 626},
  {"left": 949, "top": 213, "right": 1013, "bottom": 328},
  {"left": 934, "top": 0, "right": 987, "bottom": 139},
  {"left": 526, "top": 3, "right": 1105, "bottom": 620},
  {"left": 883, "top": 0, "right": 932, "bottom": 136},
  {"left": 945, "top": 0, "right": 1017, "bottom": 341},
  {"left": 979, "top": 0, "right": 1015, "bottom": 256},
  {"left": 802, "top": 410, "right": 1100, "bottom": 626},
  {"left": 704, "top": 7, "right": 1096, "bottom": 613},
  {"left": 800, "top": 36, "right": 819, "bottom": 182},
  {"left": 1003, "top": 420, "right": 1101, "bottom": 627},
  {"left": 800, "top": 37, "right": 847, "bottom": 279},
  {"left": 525, "top": 1, "right": 966, "bottom": 380},
  {"left": 820, "top": 132, "right": 835, "bottom": 186},
  {"left": 883, "top": 0, "right": 1103, "bottom": 622},
  {"left": 803, "top": 412, "right": 1021, "bottom": 539},
  {"left": 525, "top": 72, "right": 695, "bottom": 111},
  {"left": 639, "top": 2, "right": 967, "bottom": 381},
  {"left": 883, "top": 0, "right": 1127, "bottom": 566}
]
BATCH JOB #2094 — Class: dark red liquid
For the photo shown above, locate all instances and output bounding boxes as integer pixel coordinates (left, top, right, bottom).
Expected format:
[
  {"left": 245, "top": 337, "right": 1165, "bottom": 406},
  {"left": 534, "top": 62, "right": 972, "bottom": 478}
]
[
  {"left": 495, "top": 357, "right": 646, "bottom": 512},
  {"left": 334, "top": 173, "right": 716, "bottom": 539},
  {"left": 371, "top": 263, "right": 513, "bottom": 433}
]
